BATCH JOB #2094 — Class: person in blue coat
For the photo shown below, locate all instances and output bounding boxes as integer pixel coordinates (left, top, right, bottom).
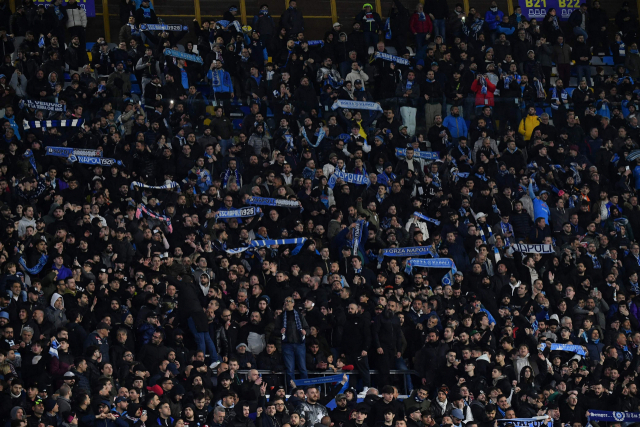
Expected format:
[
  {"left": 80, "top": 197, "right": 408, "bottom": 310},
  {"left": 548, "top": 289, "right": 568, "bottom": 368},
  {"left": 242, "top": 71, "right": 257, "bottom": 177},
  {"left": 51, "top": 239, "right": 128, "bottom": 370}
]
[
  {"left": 484, "top": 1, "right": 504, "bottom": 43},
  {"left": 529, "top": 181, "right": 550, "bottom": 224}
]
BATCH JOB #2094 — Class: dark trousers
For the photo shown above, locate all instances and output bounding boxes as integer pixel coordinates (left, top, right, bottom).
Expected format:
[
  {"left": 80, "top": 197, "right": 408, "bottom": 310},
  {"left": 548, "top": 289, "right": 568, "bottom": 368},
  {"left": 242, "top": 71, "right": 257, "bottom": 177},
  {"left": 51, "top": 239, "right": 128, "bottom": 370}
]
[
  {"left": 557, "top": 63, "right": 571, "bottom": 87},
  {"left": 375, "top": 349, "right": 396, "bottom": 387}
]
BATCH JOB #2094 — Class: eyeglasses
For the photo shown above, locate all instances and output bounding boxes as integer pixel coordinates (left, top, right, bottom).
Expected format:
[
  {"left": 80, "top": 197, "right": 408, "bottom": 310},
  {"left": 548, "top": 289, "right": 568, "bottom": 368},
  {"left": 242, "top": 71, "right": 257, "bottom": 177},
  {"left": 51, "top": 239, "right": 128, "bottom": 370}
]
[{"left": 285, "top": 299, "right": 294, "bottom": 303}]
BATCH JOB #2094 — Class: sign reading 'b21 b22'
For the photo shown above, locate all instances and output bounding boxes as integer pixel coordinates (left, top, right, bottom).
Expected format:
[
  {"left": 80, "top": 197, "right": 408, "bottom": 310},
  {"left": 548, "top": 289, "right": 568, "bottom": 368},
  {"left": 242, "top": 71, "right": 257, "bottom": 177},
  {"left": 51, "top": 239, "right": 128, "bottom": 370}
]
[
  {"left": 33, "top": 0, "right": 95, "bottom": 17},
  {"left": 518, "top": 0, "right": 581, "bottom": 20}
]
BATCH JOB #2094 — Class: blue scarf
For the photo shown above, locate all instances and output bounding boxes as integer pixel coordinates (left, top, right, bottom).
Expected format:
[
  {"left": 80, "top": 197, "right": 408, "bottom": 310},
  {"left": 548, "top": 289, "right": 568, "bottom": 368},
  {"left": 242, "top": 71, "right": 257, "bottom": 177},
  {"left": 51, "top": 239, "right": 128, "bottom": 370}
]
[
  {"left": 19, "top": 254, "right": 48, "bottom": 275},
  {"left": 351, "top": 220, "right": 366, "bottom": 255},
  {"left": 222, "top": 168, "right": 241, "bottom": 187},
  {"left": 301, "top": 126, "right": 325, "bottom": 148},
  {"left": 328, "top": 171, "right": 370, "bottom": 189},
  {"left": 500, "top": 222, "right": 513, "bottom": 246},
  {"left": 282, "top": 310, "right": 304, "bottom": 342}
]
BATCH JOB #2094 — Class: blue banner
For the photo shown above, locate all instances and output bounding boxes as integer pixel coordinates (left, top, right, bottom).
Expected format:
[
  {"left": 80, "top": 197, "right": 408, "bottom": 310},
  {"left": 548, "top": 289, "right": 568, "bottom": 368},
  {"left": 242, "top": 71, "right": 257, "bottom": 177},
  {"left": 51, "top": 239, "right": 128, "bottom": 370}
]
[
  {"left": 46, "top": 146, "right": 102, "bottom": 158},
  {"left": 226, "top": 238, "right": 307, "bottom": 254},
  {"left": 587, "top": 411, "right": 640, "bottom": 422},
  {"left": 293, "top": 374, "right": 345, "bottom": 386},
  {"left": 374, "top": 51, "right": 410, "bottom": 65},
  {"left": 163, "top": 48, "right": 204, "bottom": 64},
  {"left": 328, "top": 171, "right": 370, "bottom": 189},
  {"left": 518, "top": 0, "right": 579, "bottom": 21},
  {"left": 395, "top": 148, "right": 439, "bottom": 160},
  {"left": 539, "top": 343, "right": 586, "bottom": 356},
  {"left": 331, "top": 100, "right": 383, "bottom": 112}
]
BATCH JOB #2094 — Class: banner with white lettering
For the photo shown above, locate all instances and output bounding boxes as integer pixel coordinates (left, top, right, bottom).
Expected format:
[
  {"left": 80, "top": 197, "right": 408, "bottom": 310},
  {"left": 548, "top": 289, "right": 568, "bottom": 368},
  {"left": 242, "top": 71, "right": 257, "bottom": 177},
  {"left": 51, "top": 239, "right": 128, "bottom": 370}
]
[{"left": 511, "top": 244, "right": 555, "bottom": 254}]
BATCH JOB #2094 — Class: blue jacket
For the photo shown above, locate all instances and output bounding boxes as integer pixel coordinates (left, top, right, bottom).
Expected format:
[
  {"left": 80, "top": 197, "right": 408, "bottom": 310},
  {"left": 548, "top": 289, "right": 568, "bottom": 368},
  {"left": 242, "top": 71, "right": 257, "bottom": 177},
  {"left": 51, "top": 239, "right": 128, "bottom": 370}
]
[
  {"left": 443, "top": 115, "right": 467, "bottom": 139},
  {"left": 529, "top": 181, "right": 550, "bottom": 223},
  {"left": 207, "top": 69, "right": 233, "bottom": 94},
  {"left": 484, "top": 9, "right": 504, "bottom": 31}
]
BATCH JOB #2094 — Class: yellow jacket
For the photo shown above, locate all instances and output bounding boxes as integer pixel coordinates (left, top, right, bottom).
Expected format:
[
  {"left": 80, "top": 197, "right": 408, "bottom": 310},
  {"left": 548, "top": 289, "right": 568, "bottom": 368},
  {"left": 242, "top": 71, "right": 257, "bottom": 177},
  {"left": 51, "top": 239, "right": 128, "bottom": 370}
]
[{"left": 518, "top": 115, "right": 540, "bottom": 141}]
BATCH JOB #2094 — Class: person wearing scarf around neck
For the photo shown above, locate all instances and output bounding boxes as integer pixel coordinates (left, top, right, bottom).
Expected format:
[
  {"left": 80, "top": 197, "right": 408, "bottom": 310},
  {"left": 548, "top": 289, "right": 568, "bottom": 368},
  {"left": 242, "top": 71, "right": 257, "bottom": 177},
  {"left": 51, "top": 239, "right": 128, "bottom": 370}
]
[
  {"left": 409, "top": 3, "right": 433, "bottom": 52},
  {"left": 276, "top": 297, "right": 310, "bottom": 385},
  {"left": 470, "top": 73, "right": 495, "bottom": 112}
]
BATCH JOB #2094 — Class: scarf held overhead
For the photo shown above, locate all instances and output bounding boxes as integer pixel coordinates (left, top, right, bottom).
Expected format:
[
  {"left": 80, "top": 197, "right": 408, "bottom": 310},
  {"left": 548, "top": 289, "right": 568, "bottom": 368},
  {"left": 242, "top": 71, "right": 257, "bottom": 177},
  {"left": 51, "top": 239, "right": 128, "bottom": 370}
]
[
  {"left": 511, "top": 243, "right": 554, "bottom": 254},
  {"left": 216, "top": 206, "right": 262, "bottom": 220},
  {"left": 46, "top": 147, "right": 102, "bottom": 158},
  {"left": 331, "top": 100, "right": 383, "bottom": 112},
  {"left": 374, "top": 51, "right": 410, "bottom": 65},
  {"left": 226, "top": 238, "right": 307, "bottom": 254},
  {"left": 23, "top": 119, "right": 84, "bottom": 130},
  {"left": 163, "top": 48, "right": 204, "bottom": 64},
  {"left": 328, "top": 171, "right": 370, "bottom": 189},
  {"left": 130, "top": 181, "right": 180, "bottom": 191},
  {"left": 136, "top": 203, "right": 173, "bottom": 233},
  {"left": 23, "top": 99, "right": 66, "bottom": 112},
  {"left": 395, "top": 148, "right": 439, "bottom": 160},
  {"left": 246, "top": 197, "right": 301, "bottom": 209}
]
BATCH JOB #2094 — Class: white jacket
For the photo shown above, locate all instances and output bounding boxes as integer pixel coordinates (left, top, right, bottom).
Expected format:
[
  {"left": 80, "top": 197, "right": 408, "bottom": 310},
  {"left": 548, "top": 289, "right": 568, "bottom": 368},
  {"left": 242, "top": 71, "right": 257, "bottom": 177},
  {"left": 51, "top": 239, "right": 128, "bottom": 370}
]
[
  {"left": 405, "top": 216, "right": 430, "bottom": 240},
  {"left": 66, "top": 6, "right": 87, "bottom": 28}
]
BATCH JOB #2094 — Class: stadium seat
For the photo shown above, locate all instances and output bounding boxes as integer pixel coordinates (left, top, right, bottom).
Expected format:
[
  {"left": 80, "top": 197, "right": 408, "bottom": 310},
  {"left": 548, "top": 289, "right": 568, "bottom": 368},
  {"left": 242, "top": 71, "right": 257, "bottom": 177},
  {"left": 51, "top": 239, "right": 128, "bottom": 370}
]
[
  {"left": 566, "top": 87, "right": 575, "bottom": 97},
  {"left": 131, "top": 84, "right": 141, "bottom": 95},
  {"left": 602, "top": 56, "right": 614, "bottom": 65},
  {"left": 86, "top": 42, "right": 95, "bottom": 52}
]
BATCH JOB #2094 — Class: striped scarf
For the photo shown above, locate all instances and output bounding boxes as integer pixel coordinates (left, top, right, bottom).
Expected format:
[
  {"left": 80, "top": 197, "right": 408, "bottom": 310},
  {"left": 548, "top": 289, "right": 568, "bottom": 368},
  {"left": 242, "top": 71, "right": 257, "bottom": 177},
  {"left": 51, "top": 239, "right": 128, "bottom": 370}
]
[
  {"left": 136, "top": 203, "right": 173, "bottom": 232},
  {"left": 130, "top": 181, "right": 180, "bottom": 191},
  {"left": 282, "top": 309, "right": 304, "bottom": 342},
  {"left": 23, "top": 119, "right": 84, "bottom": 130},
  {"left": 222, "top": 168, "right": 241, "bottom": 187}
]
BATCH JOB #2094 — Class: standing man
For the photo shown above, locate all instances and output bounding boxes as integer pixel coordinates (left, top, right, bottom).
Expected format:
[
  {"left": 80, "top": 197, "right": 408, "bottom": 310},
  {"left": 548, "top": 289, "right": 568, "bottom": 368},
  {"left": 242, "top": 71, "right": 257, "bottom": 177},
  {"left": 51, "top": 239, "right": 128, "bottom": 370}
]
[
  {"left": 280, "top": 0, "right": 304, "bottom": 37},
  {"left": 371, "top": 304, "right": 403, "bottom": 387},
  {"left": 64, "top": 0, "right": 87, "bottom": 55},
  {"left": 276, "top": 297, "right": 310, "bottom": 387},
  {"left": 426, "top": 0, "right": 449, "bottom": 42},
  {"left": 342, "top": 303, "right": 372, "bottom": 395},
  {"left": 356, "top": 3, "right": 382, "bottom": 49}
]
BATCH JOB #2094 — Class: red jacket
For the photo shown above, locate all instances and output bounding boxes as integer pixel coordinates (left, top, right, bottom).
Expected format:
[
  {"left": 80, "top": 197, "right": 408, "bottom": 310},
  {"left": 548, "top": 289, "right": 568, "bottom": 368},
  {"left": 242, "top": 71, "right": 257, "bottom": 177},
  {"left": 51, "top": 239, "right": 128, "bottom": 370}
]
[
  {"left": 471, "top": 78, "right": 496, "bottom": 107},
  {"left": 409, "top": 12, "right": 433, "bottom": 34}
]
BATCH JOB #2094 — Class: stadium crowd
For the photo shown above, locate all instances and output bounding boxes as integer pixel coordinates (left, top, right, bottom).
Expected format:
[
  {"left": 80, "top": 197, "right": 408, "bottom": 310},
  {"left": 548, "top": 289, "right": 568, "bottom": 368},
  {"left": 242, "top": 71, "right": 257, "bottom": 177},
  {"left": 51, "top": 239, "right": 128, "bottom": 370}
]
[{"left": 1, "top": 0, "right": 640, "bottom": 427}]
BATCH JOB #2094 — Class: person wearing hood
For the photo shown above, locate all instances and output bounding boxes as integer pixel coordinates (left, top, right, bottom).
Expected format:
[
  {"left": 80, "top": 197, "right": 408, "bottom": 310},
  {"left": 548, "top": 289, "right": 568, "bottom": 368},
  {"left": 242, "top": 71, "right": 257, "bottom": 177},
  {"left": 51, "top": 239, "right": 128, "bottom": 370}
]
[
  {"left": 355, "top": 3, "right": 382, "bottom": 49},
  {"left": 45, "top": 292, "right": 67, "bottom": 330}
]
